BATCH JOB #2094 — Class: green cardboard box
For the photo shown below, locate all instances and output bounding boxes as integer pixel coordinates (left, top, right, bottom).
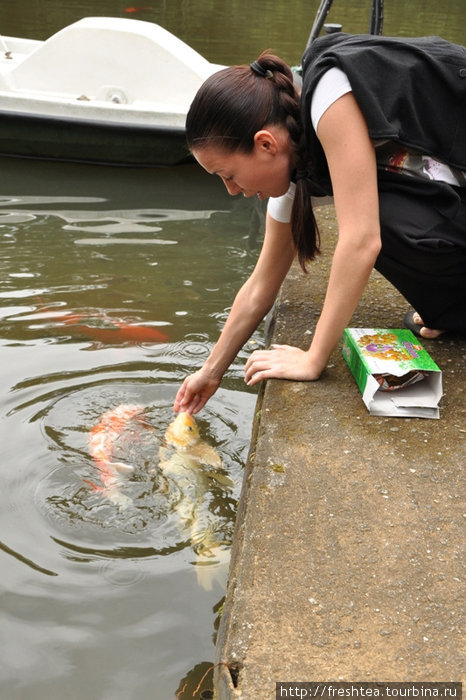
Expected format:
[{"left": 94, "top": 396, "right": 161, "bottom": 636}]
[{"left": 342, "top": 328, "right": 443, "bottom": 419}]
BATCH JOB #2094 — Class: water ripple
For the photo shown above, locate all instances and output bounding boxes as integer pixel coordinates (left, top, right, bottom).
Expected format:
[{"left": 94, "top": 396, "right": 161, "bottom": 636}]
[{"left": 30, "top": 381, "right": 254, "bottom": 565}]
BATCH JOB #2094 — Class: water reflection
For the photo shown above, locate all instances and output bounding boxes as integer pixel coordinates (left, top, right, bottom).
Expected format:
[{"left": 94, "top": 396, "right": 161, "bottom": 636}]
[
  {"left": 0, "top": 539, "right": 59, "bottom": 577},
  {"left": 0, "top": 196, "right": 227, "bottom": 236}
]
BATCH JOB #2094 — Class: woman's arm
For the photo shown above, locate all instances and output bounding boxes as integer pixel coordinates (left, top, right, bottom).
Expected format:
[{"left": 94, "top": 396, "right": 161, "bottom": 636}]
[
  {"left": 174, "top": 215, "right": 296, "bottom": 413},
  {"left": 244, "top": 92, "right": 382, "bottom": 385}
]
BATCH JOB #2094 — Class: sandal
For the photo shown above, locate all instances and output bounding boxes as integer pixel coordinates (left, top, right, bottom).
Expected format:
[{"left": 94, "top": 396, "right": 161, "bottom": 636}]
[
  {"left": 403, "top": 310, "right": 423, "bottom": 337},
  {"left": 403, "top": 310, "right": 447, "bottom": 339}
]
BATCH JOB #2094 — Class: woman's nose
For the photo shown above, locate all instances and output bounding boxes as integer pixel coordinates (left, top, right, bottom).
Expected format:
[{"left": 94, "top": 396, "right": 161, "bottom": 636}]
[{"left": 223, "top": 179, "right": 242, "bottom": 196}]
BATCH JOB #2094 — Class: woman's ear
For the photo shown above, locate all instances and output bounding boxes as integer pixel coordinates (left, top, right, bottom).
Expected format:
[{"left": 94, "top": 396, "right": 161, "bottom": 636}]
[{"left": 253, "top": 129, "right": 279, "bottom": 155}]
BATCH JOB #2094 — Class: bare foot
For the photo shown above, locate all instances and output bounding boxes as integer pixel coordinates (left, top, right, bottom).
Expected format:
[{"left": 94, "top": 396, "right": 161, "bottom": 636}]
[{"left": 412, "top": 312, "right": 445, "bottom": 339}]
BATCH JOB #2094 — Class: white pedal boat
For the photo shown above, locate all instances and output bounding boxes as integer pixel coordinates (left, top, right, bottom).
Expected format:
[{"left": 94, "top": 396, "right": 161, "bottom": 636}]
[{"left": 0, "top": 17, "right": 223, "bottom": 166}]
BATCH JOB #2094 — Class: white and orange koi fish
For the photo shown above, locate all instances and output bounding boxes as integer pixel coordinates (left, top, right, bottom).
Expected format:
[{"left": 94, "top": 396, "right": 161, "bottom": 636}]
[{"left": 87, "top": 403, "right": 145, "bottom": 508}]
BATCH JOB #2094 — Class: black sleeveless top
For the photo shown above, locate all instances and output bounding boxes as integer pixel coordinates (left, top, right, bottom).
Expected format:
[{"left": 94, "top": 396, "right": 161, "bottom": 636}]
[{"left": 300, "top": 33, "right": 466, "bottom": 193}]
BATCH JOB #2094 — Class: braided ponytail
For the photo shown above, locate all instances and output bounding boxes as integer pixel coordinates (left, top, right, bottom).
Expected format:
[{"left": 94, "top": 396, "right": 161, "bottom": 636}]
[
  {"left": 292, "top": 172, "right": 321, "bottom": 272},
  {"left": 186, "top": 51, "right": 320, "bottom": 271}
]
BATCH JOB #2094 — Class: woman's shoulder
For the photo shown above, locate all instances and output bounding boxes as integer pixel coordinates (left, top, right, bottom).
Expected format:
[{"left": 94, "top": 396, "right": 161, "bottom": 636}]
[{"left": 311, "top": 67, "right": 352, "bottom": 131}]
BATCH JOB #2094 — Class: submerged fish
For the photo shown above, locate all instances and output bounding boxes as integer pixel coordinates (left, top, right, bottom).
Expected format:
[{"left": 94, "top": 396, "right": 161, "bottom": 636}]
[
  {"left": 160, "top": 412, "right": 231, "bottom": 590},
  {"left": 86, "top": 407, "right": 231, "bottom": 588},
  {"left": 35, "top": 305, "right": 169, "bottom": 345},
  {"left": 87, "top": 403, "right": 146, "bottom": 507},
  {"left": 70, "top": 318, "right": 169, "bottom": 345},
  {"left": 124, "top": 6, "right": 153, "bottom": 12}
]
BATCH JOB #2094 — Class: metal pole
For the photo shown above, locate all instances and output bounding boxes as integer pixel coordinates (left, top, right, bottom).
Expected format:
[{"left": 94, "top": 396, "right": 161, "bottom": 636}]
[
  {"left": 305, "top": 0, "right": 335, "bottom": 50},
  {"left": 369, "top": 0, "right": 384, "bottom": 34}
]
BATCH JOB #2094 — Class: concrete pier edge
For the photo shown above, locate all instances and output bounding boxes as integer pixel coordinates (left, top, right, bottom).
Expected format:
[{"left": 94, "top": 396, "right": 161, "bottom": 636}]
[{"left": 214, "top": 205, "right": 465, "bottom": 698}]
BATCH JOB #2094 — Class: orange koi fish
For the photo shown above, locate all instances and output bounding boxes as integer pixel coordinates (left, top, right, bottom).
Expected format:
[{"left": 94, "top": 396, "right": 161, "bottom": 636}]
[
  {"left": 37, "top": 306, "right": 169, "bottom": 345},
  {"left": 87, "top": 403, "right": 145, "bottom": 507},
  {"left": 71, "top": 319, "right": 169, "bottom": 345}
]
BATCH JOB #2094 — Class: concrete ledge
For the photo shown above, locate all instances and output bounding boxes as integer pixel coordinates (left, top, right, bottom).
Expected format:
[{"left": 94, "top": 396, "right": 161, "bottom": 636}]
[{"left": 215, "top": 206, "right": 465, "bottom": 698}]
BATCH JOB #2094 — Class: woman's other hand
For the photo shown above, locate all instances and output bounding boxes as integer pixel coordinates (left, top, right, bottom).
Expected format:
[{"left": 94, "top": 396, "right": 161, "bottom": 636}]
[{"left": 244, "top": 343, "right": 324, "bottom": 386}]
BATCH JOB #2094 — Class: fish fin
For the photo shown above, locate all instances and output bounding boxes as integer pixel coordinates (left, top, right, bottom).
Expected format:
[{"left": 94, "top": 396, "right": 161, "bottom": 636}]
[
  {"left": 185, "top": 443, "right": 222, "bottom": 469},
  {"left": 190, "top": 523, "right": 228, "bottom": 558},
  {"left": 109, "top": 461, "right": 134, "bottom": 476},
  {"left": 204, "top": 471, "right": 234, "bottom": 489},
  {"left": 193, "top": 546, "right": 230, "bottom": 591}
]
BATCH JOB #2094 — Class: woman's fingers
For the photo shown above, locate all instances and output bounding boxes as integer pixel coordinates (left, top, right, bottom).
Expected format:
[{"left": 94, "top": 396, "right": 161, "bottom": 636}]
[{"left": 244, "top": 344, "right": 322, "bottom": 384}]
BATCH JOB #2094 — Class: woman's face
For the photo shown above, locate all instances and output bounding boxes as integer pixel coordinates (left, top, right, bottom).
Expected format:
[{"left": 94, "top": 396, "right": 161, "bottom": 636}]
[{"left": 192, "top": 126, "right": 293, "bottom": 201}]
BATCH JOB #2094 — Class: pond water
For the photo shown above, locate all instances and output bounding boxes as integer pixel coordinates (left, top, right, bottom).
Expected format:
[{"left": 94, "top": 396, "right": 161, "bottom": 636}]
[
  {"left": 0, "top": 157, "right": 262, "bottom": 699},
  {"left": 0, "top": 2, "right": 464, "bottom": 699}
]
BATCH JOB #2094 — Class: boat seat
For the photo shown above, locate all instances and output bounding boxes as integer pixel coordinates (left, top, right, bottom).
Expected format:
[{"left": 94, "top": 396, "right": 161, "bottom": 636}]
[{"left": 9, "top": 17, "right": 220, "bottom": 107}]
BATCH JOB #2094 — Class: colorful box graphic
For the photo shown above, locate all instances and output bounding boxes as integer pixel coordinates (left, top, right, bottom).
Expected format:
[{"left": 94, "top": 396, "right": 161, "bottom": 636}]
[{"left": 342, "top": 328, "right": 443, "bottom": 419}]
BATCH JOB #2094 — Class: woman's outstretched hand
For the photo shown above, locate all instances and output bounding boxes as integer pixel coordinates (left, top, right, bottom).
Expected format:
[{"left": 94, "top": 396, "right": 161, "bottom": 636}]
[
  {"left": 173, "top": 369, "right": 222, "bottom": 415},
  {"left": 244, "top": 344, "right": 323, "bottom": 386}
]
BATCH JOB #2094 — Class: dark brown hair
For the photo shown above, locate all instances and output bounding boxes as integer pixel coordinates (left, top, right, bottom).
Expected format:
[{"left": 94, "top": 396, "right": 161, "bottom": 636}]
[{"left": 186, "top": 51, "right": 320, "bottom": 270}]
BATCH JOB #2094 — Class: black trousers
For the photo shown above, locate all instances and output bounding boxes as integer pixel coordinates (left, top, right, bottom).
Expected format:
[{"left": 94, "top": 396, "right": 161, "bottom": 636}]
[{"left": 375, "top": 172, "right": 466, "bottom": 334}]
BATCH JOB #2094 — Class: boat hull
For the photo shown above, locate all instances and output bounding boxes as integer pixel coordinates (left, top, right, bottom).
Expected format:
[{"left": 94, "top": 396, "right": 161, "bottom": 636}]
[{"left": 0, "top": 110, "right": 191, "bottom": 166}]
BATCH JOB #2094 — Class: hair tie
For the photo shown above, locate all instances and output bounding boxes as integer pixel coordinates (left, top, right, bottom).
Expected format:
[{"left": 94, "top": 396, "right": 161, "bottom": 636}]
[
  {"left": 294, "top": 168, "right": 311, "bottom": 181},
  {"left": 250, "top": 61, "right": 273, "bottom": 79}
]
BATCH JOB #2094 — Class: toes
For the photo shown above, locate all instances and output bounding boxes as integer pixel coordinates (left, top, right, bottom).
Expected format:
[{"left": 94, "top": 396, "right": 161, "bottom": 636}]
[
  {"left": 420, "top": 327, "right": 445, "bottom": 339},
  {"left": 412, "top": 312, "right": 444, "bottom": 339}
]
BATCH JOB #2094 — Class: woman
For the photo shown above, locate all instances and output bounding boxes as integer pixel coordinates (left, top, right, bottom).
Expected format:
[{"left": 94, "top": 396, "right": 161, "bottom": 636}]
[{"left": 174, "top": 32, "right": 466, "bottom": 415}]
